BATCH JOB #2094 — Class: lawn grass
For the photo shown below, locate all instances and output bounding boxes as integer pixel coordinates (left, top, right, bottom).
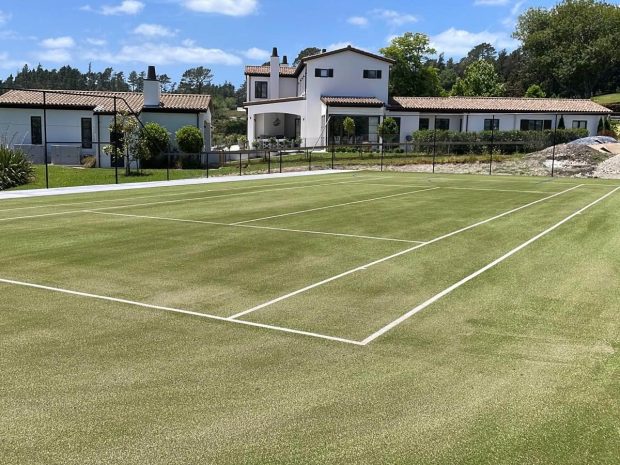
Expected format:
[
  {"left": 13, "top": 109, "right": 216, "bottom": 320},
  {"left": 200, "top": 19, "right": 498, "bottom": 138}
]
[
  {"left": 1, "top": 171, "right": 619, "bottom": 464},
  {"left": 592, "top": 93, "right": 620, "bottom": 105}
]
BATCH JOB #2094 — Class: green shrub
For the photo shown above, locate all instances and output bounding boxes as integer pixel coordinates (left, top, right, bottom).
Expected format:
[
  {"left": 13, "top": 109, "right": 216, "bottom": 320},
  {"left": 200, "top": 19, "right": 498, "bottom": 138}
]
[
  {"left": 0, "top": 146, "right": 35, "bottom": 190},
  {"left": 176, "top": 126, "right": 204, "bottom": 153},
  {"left": 412, "top": 128, "right": 588, "bottom": 154},
  {"left": 140, "top": 122, "right": 170, "bottom": 160}
]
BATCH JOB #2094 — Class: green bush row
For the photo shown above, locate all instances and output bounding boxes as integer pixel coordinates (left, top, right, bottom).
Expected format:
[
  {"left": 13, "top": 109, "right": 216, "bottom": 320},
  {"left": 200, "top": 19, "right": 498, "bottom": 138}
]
[{"left": 410, "top": 129, "right": 588, "bottom": 154}]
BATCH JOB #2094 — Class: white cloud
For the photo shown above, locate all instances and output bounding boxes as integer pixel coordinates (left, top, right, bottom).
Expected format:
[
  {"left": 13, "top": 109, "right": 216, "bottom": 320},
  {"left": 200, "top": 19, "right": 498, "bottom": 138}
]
[
  {"left": 502, "top": 0, "right": 525, "bottom": 27},
  {"left": 0, "top": 10, "right": 11, "bottom": 24},
  {"left": 86, "top": 38, "right": 107, "bottom": 46},
  {"left": 430, "top": 28, "right": 519, "bottom": 56},
  {"left": 372, "top": 9, "right": 418, "bottom": 26},
  {"left": 100, "top": 42, "right": 242, "bottom": 65},
  {"left": 133, "top": 23, "right": 176, "bottom": 37},
  {"left": 0, "top": 52, "right": 28, "bottom": 70},
  {"left": 41, "top": 36, "right": 76, "bottom": 49},
  {"left": 347, "top": 16, "right": 368, "bottom": 27},
  {"left": 37, "top": 49, "right": 73, "bottom": 63},
  {"left": 243, "top": 47, "right": 270, "bottom": 60},
  {"left": 474, "top": 0, "right": 509, "bottom": 5},
  {"left": 82, "top": 1, "right": 144, "bottom": 15},
  {"left": 183, "top": 0, "right": 257, "bottom": 16}
]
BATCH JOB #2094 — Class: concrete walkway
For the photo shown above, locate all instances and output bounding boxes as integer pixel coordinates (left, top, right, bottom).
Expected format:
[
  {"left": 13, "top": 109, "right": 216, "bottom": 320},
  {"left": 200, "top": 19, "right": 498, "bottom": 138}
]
[{"left": 0, "top": 170, "right": 351, "bottom": 200}]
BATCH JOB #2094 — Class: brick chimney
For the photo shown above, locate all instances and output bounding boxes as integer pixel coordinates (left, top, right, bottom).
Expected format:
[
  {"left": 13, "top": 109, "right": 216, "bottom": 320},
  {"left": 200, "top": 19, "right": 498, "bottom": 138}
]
[
  {"left": 143, "top": 65, "right": 161, "bottom": 107},
  {"left": 270, "top": 47, "right": 280, "bottom": 99}
]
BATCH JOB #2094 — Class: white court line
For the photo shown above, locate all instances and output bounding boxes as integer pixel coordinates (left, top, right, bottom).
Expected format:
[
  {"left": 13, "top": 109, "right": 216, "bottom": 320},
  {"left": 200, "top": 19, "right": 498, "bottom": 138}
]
[
  {"left": 0, "top": 175, "right": 378, "bottom": 214},
  {"left": 88, "top": 210, "right": 427, "bottom": 244},
  {"left": 0, "top": 178, "right": 399, "bottom": 223},
  {"left": 0, "top": 277, "right": 363, "bottom": 346},
  {"left": 350, "top": 182, "right": 551, "bottom": 195},
  {"left": 231, "top": 187, "right": 440, "bottom": 225},
  {"left": 227, "top": 184, "right": 582, "bottom": 320},
  {"left": 361, "top": 186, "right": 620, "bottom": 345}
]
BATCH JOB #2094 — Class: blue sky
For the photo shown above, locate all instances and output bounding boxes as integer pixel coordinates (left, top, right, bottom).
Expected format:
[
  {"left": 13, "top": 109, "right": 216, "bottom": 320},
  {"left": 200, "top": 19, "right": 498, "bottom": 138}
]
[{"left": 0, "top": 0, "right": 561, "bottom": 87}]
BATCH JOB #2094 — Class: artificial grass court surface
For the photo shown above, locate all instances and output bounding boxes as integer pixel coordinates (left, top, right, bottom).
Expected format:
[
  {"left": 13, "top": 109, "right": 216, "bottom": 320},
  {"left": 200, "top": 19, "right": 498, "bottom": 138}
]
[{"left": 1, "top": 172, "right": 619, "bottom": 464}]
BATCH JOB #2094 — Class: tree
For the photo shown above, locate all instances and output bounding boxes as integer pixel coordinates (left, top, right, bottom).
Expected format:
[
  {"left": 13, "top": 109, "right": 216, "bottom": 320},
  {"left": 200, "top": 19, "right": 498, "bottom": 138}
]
[
  {"left": 525, "top": 84, "right": 546, "bottom": 98},
  {"left": 293, "top": 47, "right": 322, "bottom": 66},
  {"left": 343, "top": 117, "right": 356, "bottom": 141},
  {"left": 379, "top": 32, "right": 442, "bottom": 97},
  {"left": 514, "top": 0, "right": 620, "bottom": 97},
  {"left": 176, "top": 126, "right": 204, "bottom": 153},
  {"left": 139, "top": 122, "right": 170, "bottom": 162},
  {"left": 378, "top": 117, "right": 399, "bottom": 143},
  {"left": 105, "top": 112, "right": 140, "bottom": 174},
  {"left": 178, "top": 66, "right": 214, "bottom": 94},
  {"left": 451, "top": 60, "right": 504, "bottom": 97},
  {"left": 558, "top": 115, "right": 566, "bottom": 129}
]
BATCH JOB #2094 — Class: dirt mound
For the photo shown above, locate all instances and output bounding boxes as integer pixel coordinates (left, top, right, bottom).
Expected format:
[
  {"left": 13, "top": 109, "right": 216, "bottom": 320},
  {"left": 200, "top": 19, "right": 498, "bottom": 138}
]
[
  {"left": 593, "top": 154, "right": 620, "bottom": 178},
  {"left": 524, "top": 143, "right": 611, "bottom": 176}
]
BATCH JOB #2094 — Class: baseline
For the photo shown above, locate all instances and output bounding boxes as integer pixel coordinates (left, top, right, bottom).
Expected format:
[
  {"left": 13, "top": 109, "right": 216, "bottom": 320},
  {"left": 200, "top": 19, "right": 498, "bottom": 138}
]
[{"left": 0, "top": 277, "right": 363, "bottom": 346}]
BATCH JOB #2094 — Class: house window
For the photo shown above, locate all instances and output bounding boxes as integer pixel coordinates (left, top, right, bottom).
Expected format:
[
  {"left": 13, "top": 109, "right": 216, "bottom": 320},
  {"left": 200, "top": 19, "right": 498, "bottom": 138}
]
[
  {"left": 435, "top": 118, "right": 450, "bottom": 130},
  {"left": 572, "top": 120, "right": 587, "bottom": 129},
  {"left": 315, "top": 68, "right": 334, "bottom": 78},
  {"left": 419, "top": 118, "right": 430, "bottom": 130},
  {"left": 520, "top": 119, "right": 552, "bottom": 131},
  {"left": 31, "top": 116, "right": 42, "bottom": 145},
  {"left": 81, "top": 118, "right": 93, "bottom": 149},
  {"left": 363, "top": 70, "right": 382, "bottom": 79},
  {"left": 254, "top": 81, "right": 268, "bottom": 99},
  {"left": 484, "top": 119, "right": 500, "bottom": 131}
]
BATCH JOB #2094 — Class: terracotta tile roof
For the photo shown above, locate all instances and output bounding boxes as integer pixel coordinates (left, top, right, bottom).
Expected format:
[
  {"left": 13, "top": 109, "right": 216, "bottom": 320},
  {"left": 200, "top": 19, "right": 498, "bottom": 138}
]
[
  {"left": 389, "top": 96, "right": 611, "bottom": 114},
  {"left": 321, "top": 96, "right": 385, "bottom": 107},
  {"left": 0, "top": 89, "right": 211, "bottom": 113},
  {"left": 244, "top": 65, "right": 297, "bottom": 77}
]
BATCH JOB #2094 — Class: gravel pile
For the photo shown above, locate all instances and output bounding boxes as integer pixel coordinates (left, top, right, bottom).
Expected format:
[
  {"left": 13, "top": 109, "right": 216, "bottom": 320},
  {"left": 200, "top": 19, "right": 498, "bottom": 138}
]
[
  {"left": 593, "top": 154, "right": 620, "bottom": 178},
  {"left": 524, "top": 143, "right": 611, "bottom": 176},
  {"left": 568, "top": 136, "right": 617, "bottom": 145}
]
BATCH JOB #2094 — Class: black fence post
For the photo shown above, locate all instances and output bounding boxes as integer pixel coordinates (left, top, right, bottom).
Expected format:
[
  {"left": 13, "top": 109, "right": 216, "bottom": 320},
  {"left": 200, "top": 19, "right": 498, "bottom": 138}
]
[
  {"left": 206, "top": 153, "right": 209, "bottom": 178},
  {"left": 279, "top": 151, "right": 282, "bottom": 173},
  {"left": 308, "top": 147, "right": 311, "bottom": 171},
  {"left": 166, "top": 152, "right": 170, "bottom": 181},
  {"left": 331, "top": 144, "right": 335, "bottom": 170},
  {"left": 239, "top": 152, "right": 242, "bottom": 176},
  {"left": 432, "top": 127, "right": 437, "bottom": 174},
  {"left": 489, "top": 114, "right": 495, "bottom": 175},
  {"left": 380, "top": 144, "right": 384, "bottom": 172},
  {"left": 42, "top": 91, "right": 49, "bottom": 189},
  {"left": 267, "top": 150, "right": 271, "bottom": 174},
  {"left": 113, "top": 97, "right": 119, "bottom": 184},
  {"left": 551, "top": 114, "right": 558, "bottom": 177}
]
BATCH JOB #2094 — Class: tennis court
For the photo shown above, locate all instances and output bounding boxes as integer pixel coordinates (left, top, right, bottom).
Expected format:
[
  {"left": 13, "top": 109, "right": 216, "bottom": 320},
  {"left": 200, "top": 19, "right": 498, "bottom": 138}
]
[{"left": 1, "top": 171, "right": 619, "bottom": 464}]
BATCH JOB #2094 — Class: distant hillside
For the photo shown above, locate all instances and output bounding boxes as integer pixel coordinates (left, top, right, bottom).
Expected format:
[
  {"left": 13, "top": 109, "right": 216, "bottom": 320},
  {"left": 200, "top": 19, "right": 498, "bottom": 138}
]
[{"left": 593, "top": 93, "right": 620, "bottom": 112}]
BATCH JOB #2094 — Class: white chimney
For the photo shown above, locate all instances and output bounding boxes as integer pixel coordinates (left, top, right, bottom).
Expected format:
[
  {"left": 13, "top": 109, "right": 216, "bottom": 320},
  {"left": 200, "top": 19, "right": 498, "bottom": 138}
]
[
  {"left": 269, "top": 47, "right": 280, "bottom": 100},
  {"left": 143, "top": 65, "right": 161, "bottom": 107}
]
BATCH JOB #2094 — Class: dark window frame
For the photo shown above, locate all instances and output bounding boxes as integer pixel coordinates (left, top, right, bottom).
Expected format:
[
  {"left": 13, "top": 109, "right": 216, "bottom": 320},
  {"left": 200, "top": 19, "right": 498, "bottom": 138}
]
[
  {"left": 484, "top": 119, "right": 500, "bottom": 131},
  {"left": 31, "top": 116, "right": 42, "bottom": 145},
  {"left": 572, "top": 120, "right": 587, "bottom": 129},
  {"left": 435, "top": 118, "right": 450, "bottom": 130},
  {"left": 81, "top": 117, "right": 93, "bottom": 149},
  {"left": 363, "top": 69, "right": 382, "bottom": 79},
  {"left": 315, "top": 68, "right": 334, "bottom": 78},
  {"left": 520, "top": 119, "right": 552, "bottom": 131},
  {"left": 254, "top": 81, "right": 268, "bottom": 99},
  {"left": 419, "top": 118, "right": 430, "bottom": 131}
]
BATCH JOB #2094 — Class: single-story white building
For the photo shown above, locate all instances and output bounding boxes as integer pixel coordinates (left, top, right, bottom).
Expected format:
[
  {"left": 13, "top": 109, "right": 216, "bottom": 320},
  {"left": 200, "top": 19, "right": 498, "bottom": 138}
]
[
  {"left": 244, "top": 46, "right": 612, "bottom": 146},
  {"left": 0, "top": 66, "right": 212, "bottom": 167}
]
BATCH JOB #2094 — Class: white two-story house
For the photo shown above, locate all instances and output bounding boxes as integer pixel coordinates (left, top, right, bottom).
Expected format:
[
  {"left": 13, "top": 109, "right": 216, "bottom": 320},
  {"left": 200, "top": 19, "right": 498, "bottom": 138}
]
[
  {"left": 244, "top": 46, "right": 611, "bottom": 146},
  {"left": 244, "top": 46, "right": 393, "bottom": 147}
]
